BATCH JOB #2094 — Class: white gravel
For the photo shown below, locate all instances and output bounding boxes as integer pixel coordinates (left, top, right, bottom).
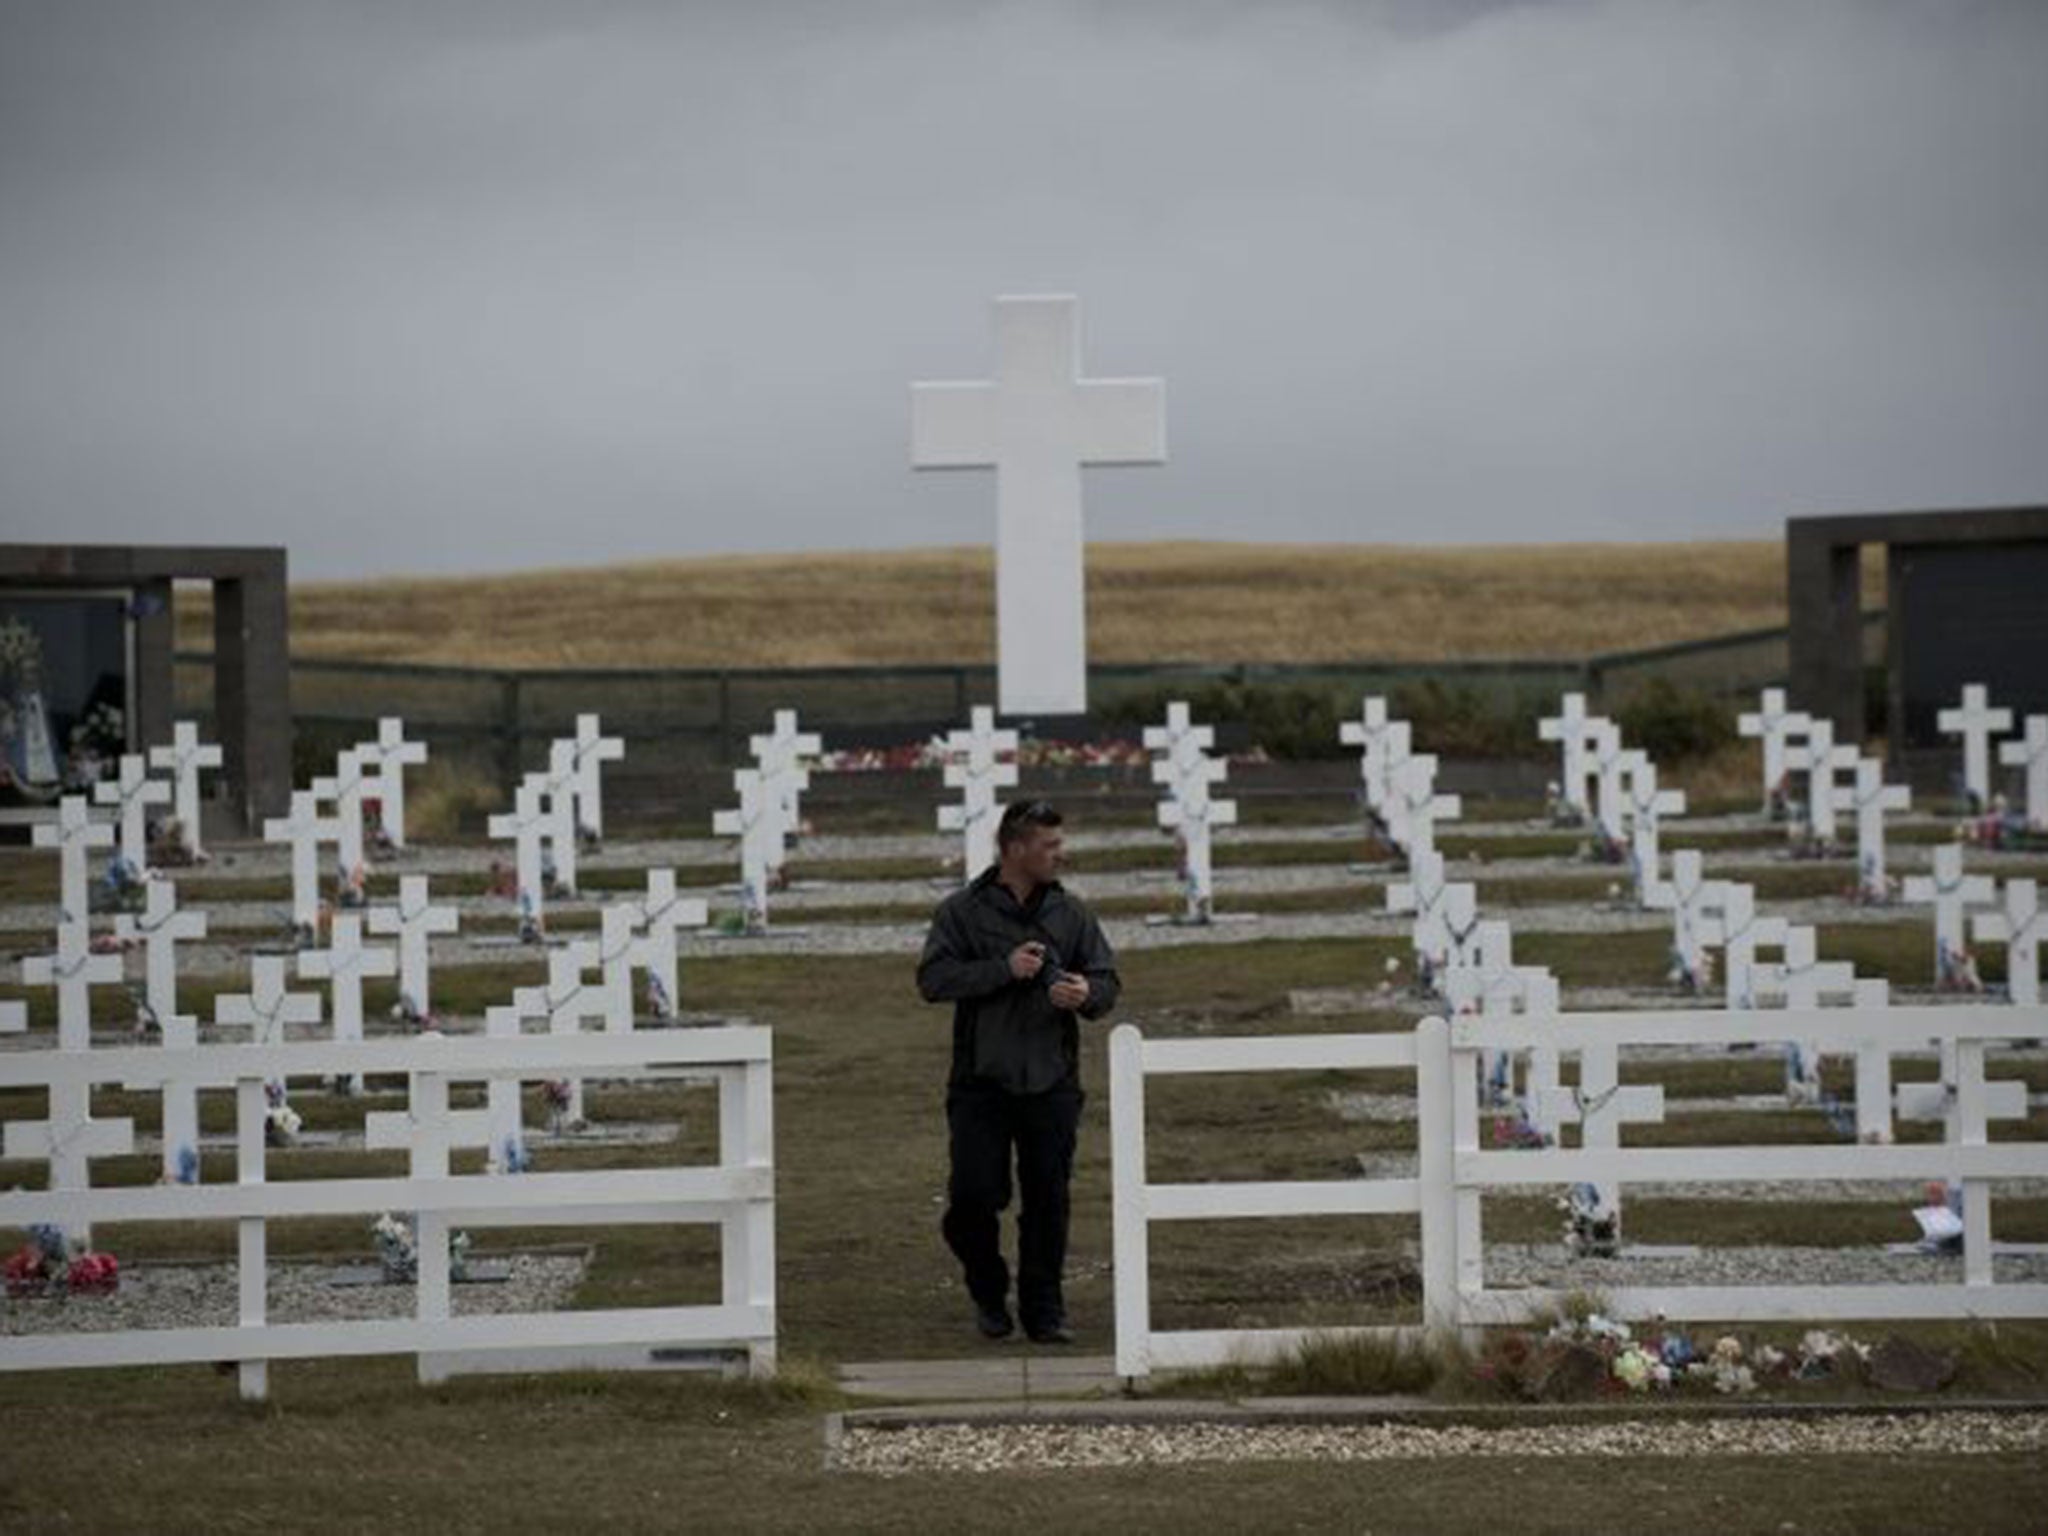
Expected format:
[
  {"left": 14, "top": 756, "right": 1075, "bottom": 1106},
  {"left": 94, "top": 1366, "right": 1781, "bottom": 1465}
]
[
  {"left": 832, "top": 1410, "right": 2048, "bottom": 1474},
  {"left": 0, "top": 1252, "right": 586, "bottom": 1336}
]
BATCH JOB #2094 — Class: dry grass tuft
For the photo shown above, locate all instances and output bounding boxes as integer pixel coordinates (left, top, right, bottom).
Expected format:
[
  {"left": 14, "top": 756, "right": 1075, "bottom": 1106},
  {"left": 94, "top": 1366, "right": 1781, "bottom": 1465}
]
[{"left": 173, "top": 541, "right": 1884, "bottom": 669}]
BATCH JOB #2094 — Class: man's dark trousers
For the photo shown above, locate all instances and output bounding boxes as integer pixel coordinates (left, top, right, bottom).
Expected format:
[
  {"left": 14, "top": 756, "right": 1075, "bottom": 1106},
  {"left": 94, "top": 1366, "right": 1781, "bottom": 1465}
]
[{"left": 942, "top": 1081, "right": 1083, "bottom": 1331}]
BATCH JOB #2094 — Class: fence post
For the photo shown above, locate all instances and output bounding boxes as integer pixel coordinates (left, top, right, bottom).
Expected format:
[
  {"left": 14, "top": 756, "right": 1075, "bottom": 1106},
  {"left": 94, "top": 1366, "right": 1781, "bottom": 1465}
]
[
  {"left": 1414, "top": 1016, "right": 1457, "bottom": 1335},
  {"left": 235, "top": 1075, "right": 269, "bottom": 1402},
  {"left": 1109, "top": 1024, "right": 1150, "bottom": 1385}
]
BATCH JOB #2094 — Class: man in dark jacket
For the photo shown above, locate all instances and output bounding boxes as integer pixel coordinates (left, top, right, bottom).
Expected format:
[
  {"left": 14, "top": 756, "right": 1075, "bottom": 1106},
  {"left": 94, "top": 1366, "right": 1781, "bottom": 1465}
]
[{"left": 916, "top": 799, "right": 1120, "bottom": 1343}]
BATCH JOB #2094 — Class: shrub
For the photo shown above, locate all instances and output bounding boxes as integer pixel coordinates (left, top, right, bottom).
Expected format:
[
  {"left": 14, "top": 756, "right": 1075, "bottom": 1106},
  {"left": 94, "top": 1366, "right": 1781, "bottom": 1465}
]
[{"left": 1614, "top": 679, "right": 1738, "bottom": 764}]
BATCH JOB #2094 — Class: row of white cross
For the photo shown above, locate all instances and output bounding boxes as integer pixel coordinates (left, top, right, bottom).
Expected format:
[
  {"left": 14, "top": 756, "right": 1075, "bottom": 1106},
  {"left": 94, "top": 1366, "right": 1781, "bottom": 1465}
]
[
  {"left": 81, "top": 720, "right": 223, "bottom": 894},
  {"left": 1742, "top": 684, "right": 2048, "bottom": 826},
  {"left": 1145, "top": 702, "right": 1238, "bottom": 922},
  {"left": 482, "top": 715, "right": 626, "bottom": 938},
  {"left": 1340, "top": 696, "right": 1463, "bottom": 862},
  {"left": 1535, "top": 694, "right": 1687, "bottom": 901},
  {"left": 713, "top": 710, "right": 820, "bottom": 934},
  {"left": 264, "top": 718, "right": 434, "bottom": 933}
]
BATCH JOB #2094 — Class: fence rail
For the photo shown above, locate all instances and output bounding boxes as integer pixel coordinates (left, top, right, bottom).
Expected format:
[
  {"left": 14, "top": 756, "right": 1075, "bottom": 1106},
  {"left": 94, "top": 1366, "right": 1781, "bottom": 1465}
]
[
  {"left": 1110, "top": 1002, "right": 2048, "bottom": 1383},
  {"left": 0, "top": 1028, "right": 776, "bottom": 1399}
]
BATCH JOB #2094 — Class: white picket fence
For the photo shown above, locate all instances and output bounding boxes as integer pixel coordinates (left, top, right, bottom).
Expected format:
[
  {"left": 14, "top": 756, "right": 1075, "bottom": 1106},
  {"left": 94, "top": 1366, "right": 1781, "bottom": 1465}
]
[
  {"left": 0, "top": 1028, "right": 775, "bottom": 1400},
  {"left": 1110, "top": 1005, "right": 2048, "bottom": 1382}
]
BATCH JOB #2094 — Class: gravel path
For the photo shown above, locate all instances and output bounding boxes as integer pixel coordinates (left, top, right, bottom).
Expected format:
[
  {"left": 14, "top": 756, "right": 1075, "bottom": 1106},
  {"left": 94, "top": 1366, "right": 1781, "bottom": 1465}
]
[
  {"left": 0, "top": 1252, "right": 585, "bottom": 1336},
  {"left": 1481, "top": 1242, "right": 2048, "bottom": 1289},
  {"left": 832, "top": 1410, "right": 2048, "bottom": 1473}
]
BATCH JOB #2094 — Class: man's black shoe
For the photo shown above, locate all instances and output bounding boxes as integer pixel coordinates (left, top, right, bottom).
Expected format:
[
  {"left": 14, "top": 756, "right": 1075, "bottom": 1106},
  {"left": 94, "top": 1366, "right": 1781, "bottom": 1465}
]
[
  {"left": 1025, "top": 1321, "right": 1074, "bottom": 1345},
  {"left": 974, "top": 1301, "right": 1015, "bottom": 1340}
]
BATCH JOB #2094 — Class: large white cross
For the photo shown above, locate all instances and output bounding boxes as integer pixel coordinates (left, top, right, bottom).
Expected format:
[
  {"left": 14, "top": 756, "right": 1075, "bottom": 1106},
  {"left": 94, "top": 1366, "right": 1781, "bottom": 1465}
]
[
  {"left": 312, "top": 746, "right": 371, "bottom": 884},
  {"left": 1737, "top": 689, "right": 1807, "bottom": 813},
  {"left": 1385, "top": 753, "right": 1460, "bottom": 862},
  {"left": 714, "top": 768, "right": 778, "bottom": 934},
  {"left": 2000, "top": 715, "right": 2048, "bottom": 830},
  {"left": 1939, "top": 683, "right": 2014, "bottom": 811},
  {"left": 34, "top": 795, "right": 113, "bottom": 933},
  {"left": 626, "top": 868, "right": 709, "bottom": 1022},
  {"left": 1973, "top": 878, "right": 2046, "bottom": 1007},
  {"left": 911, "top": 293, "right": 1165, "bottom": 716},
  {"left": 1643, "top": 849, "right": 1724, "bottom": 991},
  {"left": 147, "top": 721, "right": 222, "bottom": 860},
  {"left": 1697, "top": 882, "right": 1789, "bottom": 1010},
  {"left": 749, "top": 709, "right": 819, "bottom": 874},
  {"left": 263, "top": 789, "right": 340, "bottom": 938},
  {"left": 297, "top": 913, "right": 397, "bottom": 1094},
  {"left": 1387, "top": 849, "right": 1450, "bottom": 965},
  {"left": 1618, "top": 751, "right": 1685, "bottom": 904},
  {"left": 24, "top": 921, "right": 123, "bottom": 1052},
  {"left": 367, "top": 874, "right": 460, "bottom": 1023},
  {"left": 487, "top": 777, "right": 551, "bottom": 936},
  {"left": 569, "top": 713, "right": 625, "bottom": 843},
  {"left": 1792, "top": 718, "right": 1859, "bottom": 847},
  {"left": 92, "top": 752, "right": 170, "bottom": 873},
  {"left": 1537, "top": 694, "right": 1605, "bottom": 820},
  {"left": 356, "top": 717, "right": 428, "bottom": 851},
  {"left": 1849, "top": 758, "right": 1912, "bottom": 902},
  {"left": 938, "top": 706, "right": 1020, "bottom": 879},
  {"left": 1903, "top": 843, "right": 1997, "bottom": 985},
  {"left": 514, "top": 940, "right": 604, "bottom": 1125}
]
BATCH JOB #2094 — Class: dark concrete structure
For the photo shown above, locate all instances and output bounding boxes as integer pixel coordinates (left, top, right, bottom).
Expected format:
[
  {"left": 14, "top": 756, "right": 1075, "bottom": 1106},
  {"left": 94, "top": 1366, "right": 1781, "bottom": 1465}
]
[
  {"left": 0, "top": 544, "right": 291, "bottom": 830},
  {"left": 1788, "top": 505, "right": 2048, "bottom": 771}
]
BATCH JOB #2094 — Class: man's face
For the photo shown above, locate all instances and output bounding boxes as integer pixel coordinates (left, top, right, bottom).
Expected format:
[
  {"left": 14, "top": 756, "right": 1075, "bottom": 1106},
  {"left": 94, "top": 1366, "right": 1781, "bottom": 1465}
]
[{"left": 1005, "top": 824, "right": 1065, "bottom": 884}]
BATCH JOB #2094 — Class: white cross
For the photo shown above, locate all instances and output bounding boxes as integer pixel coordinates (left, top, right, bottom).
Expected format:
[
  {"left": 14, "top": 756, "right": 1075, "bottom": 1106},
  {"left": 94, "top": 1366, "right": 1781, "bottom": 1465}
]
[
  {"left": 112, "top": 877, "right": 208, "bottom": 1044},
  {"left": 1530, "top": 1038, "right": 1664, "bottom": 1230},
  {"left": 938, "top": 706, "right": 1020, "bottom": 878},
  {"left": 513, "top": 940, "right": 604, "bottom": 1124},
  {"left": 1442, "top": 922, "right": 1540, "bottom": 1103},
  {"left": 146, "top": 721, "right": 222, "bottom": 860},
  {"left": 1340, "top": 697, "right": 1403, "bottom": 813},
  {"left": 356, "top": 717, "right": 428, "bottom": 850},
  {"left": 367, "top": 874, "right": 459, "bottom": 1022},
  {"left": 1849, "top": 758, "right": 1912, "bottom": 901},
  {"left": 1385, "top": 753, "right": 1460, "bottom": 861},
  {"left": 1749, "top": 925, "right": 1859, "bottom": 1104},
  {"left": 594, "top": 904, "right": 649, "bottom": 1034},
  {"left": 1387, "top": 849, "right": 1450, "bottom": 964},
  {"left": 1939, "top": 683, "right": 2014, "bottom": 811},
  {"left": 364, "top": 1056, "right": 494, "bottom": 1175},
  {"left": 1643, "top": 849, "right": 1725, "bottom": 991},
  {"left": 1737, "top": 689, "right": 1808, "bottom": 813},
  {"left": 488, "top": 777, "right": 551, "bottom": 935},
  {"left": 912, "top": 293, "right": 1165, "bottom": 716},
  {"left": 482, "top": 998, "right": 538, "bottom": 1172},
  {"left": 214, "top": 955, "right": 324, "bottom": 1045},
  {"left": 312, "top": 746, "right": 371, "bottom": 881},
  {"left": 2, "top": 1075, "right": 134, "bottom": 1244},
  {"left": 714, "top": 768, "right": 778, "bottom": 934},
  {"left": 92, "top": 752, "right": 170, "bottom": 873},
  {"left": 2000, "top": 715, "right": 2048, "bottom": 831},
  {"left": 1973, "top": 879, "right": 2046, "bottom": 1007},
  {"left": 1792, "top": 718, "right": 1859, "bottom": 846},
  {"left": 263, "top": 789, "right": 340, "bottom": 937},
  {"left": 1697, "top": 882, "right": 1789, "bottom": 1011},
  {"left": 1158, "top": 776, "right": 1237, "bottom": 919},
  {"left": 24, "top": 921, "right": 123, "bottom": 1052},
  {"left": 1538, "top": 694, "right": 1605, "bottom": 820},
  {"left": 543, "top": 740, "right": 582, "bottom": 897},
  {"left": 1903, "top": 844, "right": 1997, "bottom": 984},
  {"left": 1438, "top": 884, "right": 1485, "bottom": 981},
  {"left": 1893, "top": 1036, "right": 2029, "bottom": 1143},
  {"left": 1143, "top": 700, "right": 1213, "bottom": 768},
  {"left": 298, "top": 913, "right": 397, "bottom": 1080},
  {"left": 569, "top": 713, "right": 626, "bottom": 843},
  {"left": 625, "top": 869, "right": 708, "bottom": 1022},
  {"left": 34, "top": 795, "right": 113, "bottom": 932},
  {"left": 1618, "top": 751, "right": 1685, "bottom": 904},
  {"left": 749, "top": 709, "right": 819, "bottom": 873},
  {"left": 1588, "top": 721, "right": 1629, "bottom": 845}
]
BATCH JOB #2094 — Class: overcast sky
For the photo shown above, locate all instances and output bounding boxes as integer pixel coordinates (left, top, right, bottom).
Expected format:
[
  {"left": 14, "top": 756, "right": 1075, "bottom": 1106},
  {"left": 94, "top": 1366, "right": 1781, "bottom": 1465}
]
[{"left": 2, "top": 0, "right": 2044, "bottom": 580}]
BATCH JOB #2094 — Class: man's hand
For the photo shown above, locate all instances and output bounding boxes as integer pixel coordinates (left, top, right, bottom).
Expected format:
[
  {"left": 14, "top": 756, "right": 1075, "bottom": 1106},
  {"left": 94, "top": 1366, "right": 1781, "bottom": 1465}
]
[
  {"left": 1008, "top": 941, "right": 1047, "bottom": 981},
  {"left": 1047, "top": 973, "right": 1090, "bottom": 1011}
]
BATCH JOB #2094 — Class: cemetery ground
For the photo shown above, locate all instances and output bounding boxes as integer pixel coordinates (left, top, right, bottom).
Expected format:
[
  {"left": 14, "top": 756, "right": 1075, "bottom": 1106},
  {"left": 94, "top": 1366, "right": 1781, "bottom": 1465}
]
[{"left": 8, "top": 802, "right": 2048, "bottom": 1529}]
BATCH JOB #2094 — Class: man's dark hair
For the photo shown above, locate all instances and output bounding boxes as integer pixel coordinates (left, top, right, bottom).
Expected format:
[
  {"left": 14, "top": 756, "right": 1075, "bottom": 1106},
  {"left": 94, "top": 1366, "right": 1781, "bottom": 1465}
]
[{"left": 997, "top": 799, "right": 1063, "bottom": 852}]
